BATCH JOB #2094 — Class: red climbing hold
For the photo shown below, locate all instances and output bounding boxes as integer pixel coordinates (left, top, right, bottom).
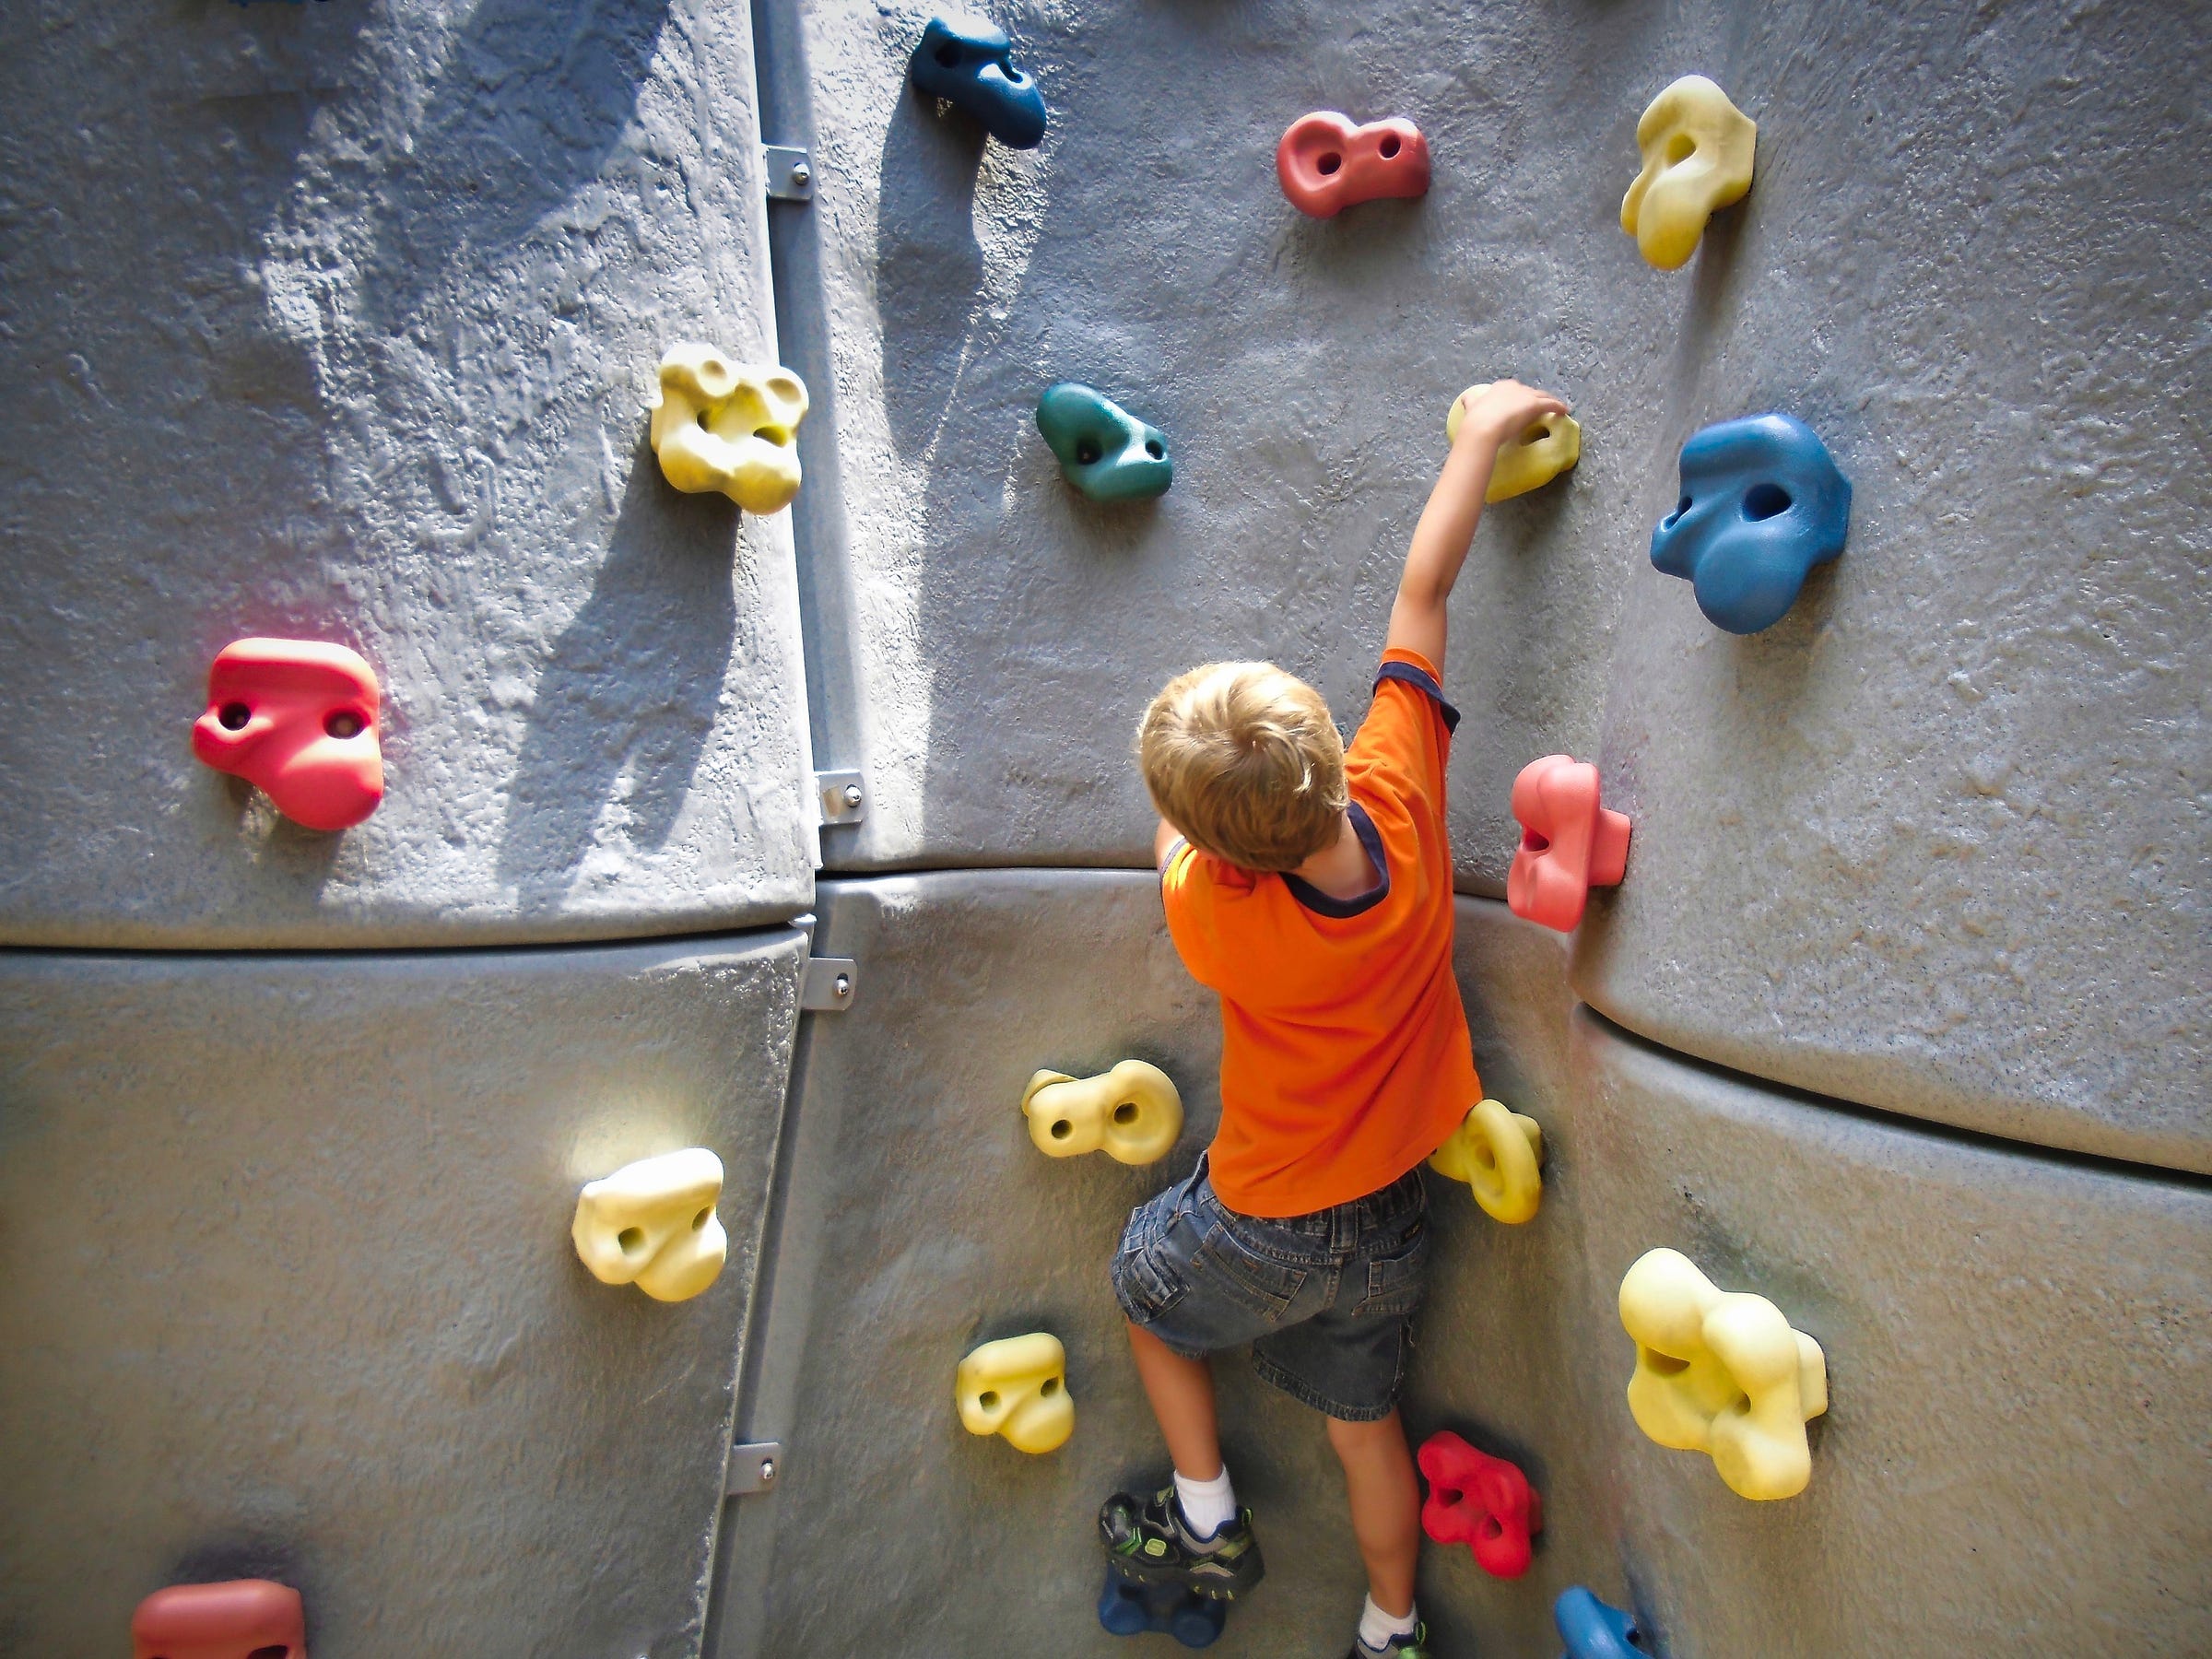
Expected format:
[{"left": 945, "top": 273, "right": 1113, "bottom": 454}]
[
  {"left": 1418, "top": 1430, "right": 1543, "bottom": 1579},
  {"left": 131, "top": 1579, "right": 307, "bottom": 1659},
  {"left": 1506, "top": 754, "right": 1630, "bottom": 933},
  {"left": 191, "top": 638, "right": 384, "bottom": 832},
  {"left": 1276, "top": 112, "right": 1430, "bottom": 218}
]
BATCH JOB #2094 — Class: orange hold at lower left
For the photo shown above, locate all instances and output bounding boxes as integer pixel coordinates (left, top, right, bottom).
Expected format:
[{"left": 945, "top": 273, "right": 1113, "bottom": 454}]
[
  {"left": 191, "top": 638, "right": 384, "bottom": 832},
  {"left": 132, "top": 1579, "right": 306, "bottom": 1659}
]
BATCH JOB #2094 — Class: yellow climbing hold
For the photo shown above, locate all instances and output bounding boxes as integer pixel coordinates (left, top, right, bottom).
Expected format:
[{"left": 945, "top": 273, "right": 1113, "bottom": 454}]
[
  {"left": 1448, "top": 385, "right": 1582, "bottom": 501},
  {"left": 1429, "top": 1098, "right": 1545, "bottom": 1223},
  {"left": 571, "top": 1147, "right": 728, "bottom": 1303},
  {"left": 1021, "top": 1060, "right": 1183, "bottom": 1166},
  {"left": 1620, "top": 76, "right": 1757, "bottom": 270},
  {"left": 1618, "top": 1247, "right": 1827, "bottom": 1500},
  {"left": 648, "top": 344, "right": 809, "bottom": 512},
  {"left": 956, "top": 1332, "right": 1075, "bottom": 1454}
]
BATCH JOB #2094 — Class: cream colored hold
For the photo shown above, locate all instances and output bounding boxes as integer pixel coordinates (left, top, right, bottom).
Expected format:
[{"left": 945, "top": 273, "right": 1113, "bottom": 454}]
[
  {"left": 1021, "top": 1060, "right": 1183, "bottom": 1165},
  {"left": 1448, "top": 385, "right": 1582, "bottom": 501},
  {"left": 648, "top": 344, "right": 809, "bottom": 512},
  {"left": 956, "top": 1332, "right": 1074, "bottom": 1453},
  {"left": 1619, "top": 75, "right": 1758, "bottom": 270},
  {"left": 571, "top": 1147, "right": 729, "bottom": 1303},
  {"left": 1429, "top": 1098, "right": 1545, "bottom": 1223},
  {"left": 1618, "top": 1247, "right": 1828, "bottom": 1500}
]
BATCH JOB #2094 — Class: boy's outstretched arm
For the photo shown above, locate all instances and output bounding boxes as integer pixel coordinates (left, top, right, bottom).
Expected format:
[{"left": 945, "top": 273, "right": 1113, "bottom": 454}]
[{"left": 1385, "top": 379, "right": 1571, "bottom": 665}]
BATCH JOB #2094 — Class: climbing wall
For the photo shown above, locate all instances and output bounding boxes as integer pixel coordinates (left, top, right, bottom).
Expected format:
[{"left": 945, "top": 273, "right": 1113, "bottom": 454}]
[
  {"left": 1, "top": 0, "right": 2206, "bottom": 1655},
  {"left": 0, "top": 0, "right": 818, "bottom": 1653}
]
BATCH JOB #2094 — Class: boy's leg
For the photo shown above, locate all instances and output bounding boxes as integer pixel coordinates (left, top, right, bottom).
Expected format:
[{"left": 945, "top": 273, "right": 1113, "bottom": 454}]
[
  {"left": 1324, "top": 1407, "right": 1421, "bottom": 1618},
  {"left": 1127, "top": 1321, "right": 1222, "bottom": 1479}
]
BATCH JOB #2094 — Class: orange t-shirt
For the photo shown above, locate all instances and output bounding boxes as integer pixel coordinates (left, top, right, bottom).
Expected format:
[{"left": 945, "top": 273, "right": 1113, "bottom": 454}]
[{"left": 1159, "top": 648, "right": 1481, "bottom": 1217}]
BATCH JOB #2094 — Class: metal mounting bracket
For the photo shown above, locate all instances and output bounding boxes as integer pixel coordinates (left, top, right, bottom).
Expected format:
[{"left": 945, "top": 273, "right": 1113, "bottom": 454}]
[
  {"left": 816, "top": 769, "right": 865, "bottom": 826},
  {"left": 762, "top": 144, "right": 815, "bottom": 202},
  {"left": 726, "top": 1440, "right": 784, "bottom": 1496},
  {"left": 800, "top": 957, "right": 858, "bottom": 1012}
]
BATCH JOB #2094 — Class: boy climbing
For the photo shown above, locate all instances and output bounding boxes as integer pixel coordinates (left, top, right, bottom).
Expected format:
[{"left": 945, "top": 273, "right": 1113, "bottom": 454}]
[{"left": 1100, "top": 380, "right": 1571, "bottom": 1659}]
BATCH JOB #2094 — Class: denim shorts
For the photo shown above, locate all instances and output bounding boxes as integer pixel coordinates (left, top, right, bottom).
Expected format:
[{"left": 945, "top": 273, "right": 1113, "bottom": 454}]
[{"left": 1109, "top": 1154, "right": 1430, "bottom": 1421}]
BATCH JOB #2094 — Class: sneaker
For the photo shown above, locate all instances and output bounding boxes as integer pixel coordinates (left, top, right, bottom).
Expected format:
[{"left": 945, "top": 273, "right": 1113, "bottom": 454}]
[
  {"left": 1348, "top": 1623, "right": 1431, "bottom": 1658},
  {"left": 1097, "top": 1484, "right": 1266, "bottom": 1603}
]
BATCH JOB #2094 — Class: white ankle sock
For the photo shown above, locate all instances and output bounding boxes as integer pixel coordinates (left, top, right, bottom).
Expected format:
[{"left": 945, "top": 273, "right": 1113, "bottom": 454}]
[
  {"left": 1358, "top": 1594, "right": 1418, "bottom": 1653},
  {"left": 1172, "top": 1465, "right": 1236, "bottom": 1539}
]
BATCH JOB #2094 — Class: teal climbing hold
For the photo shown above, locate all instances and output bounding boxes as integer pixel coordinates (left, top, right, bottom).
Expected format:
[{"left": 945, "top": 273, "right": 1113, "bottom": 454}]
[{"left": 1036, "top": 383, "right": 1172, "bottom": 502}]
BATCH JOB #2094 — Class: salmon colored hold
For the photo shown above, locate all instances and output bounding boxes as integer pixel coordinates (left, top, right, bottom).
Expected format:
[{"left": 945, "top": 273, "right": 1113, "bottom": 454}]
[
  {"left": 1417, "top": 1430, "right": 1542, "bottom": 1578},
  {"left": 1506, "top": 754, "right": 1630, "bottom": 933},
  {"left": 1276, "top": 112, "right": 1430, "bottom": 218},
  {"left": 131, "top": 1579, "right": 306, "bottom": 1659},
  {"left": 191, "top": 639, "right": 384, "bottom": 832}
]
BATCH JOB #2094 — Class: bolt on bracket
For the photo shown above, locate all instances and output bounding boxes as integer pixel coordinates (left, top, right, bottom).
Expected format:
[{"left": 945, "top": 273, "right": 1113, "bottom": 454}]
[
  {"left": 763, "top": 145, "right": 815, "bottom": 201},
  {"left": 816, "top": 769, "right": 865, "bottom": 826},
  {"left": 800, "top": 957, "right": 858, "bottom": 1012},
  {"left": 726, "top": 1440, "right": 784, "bottom": 1496}
]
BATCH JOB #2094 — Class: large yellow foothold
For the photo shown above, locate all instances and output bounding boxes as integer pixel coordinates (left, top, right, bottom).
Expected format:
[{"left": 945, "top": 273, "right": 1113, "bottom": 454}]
[
  {"left": 1620, "top": 75, "right": 1757, "bottom": 270},
  {"left": 647, "top": 344, "right": 809, "bottom": 512},
  {"left": 571, "top": 1147, "right": 728, "bottom": 1303},
  {"left": 1428, "top": 1099, "right": 1545, "bottom": 1223},
  {"left": 1021, "top": 1060, "right": 1183, "bottom": 1166},
  {"left": 1447, "top": 385, "right": 1583, "bottom": 501},
  {"left": 956, "top": 1332, "right": 1074, "bottom": 1453},
  {"left": 1618, "top": 1247, "right": 1828, "bottom": 1500}
]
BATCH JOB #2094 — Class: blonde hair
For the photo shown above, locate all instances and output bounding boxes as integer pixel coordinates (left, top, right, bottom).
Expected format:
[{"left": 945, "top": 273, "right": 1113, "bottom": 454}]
[{"left": 1137, "top": 662, "right": 1347, "bottom": 872}]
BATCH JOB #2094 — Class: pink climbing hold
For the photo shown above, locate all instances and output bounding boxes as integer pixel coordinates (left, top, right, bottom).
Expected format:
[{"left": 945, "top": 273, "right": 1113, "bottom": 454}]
[
  {"left": 191, "top": 638, "right": 384, "bottom": 832},
  {"left": 131, "top": 1579, "right": 307, "bottom": 1659},
  {"left": 1418, "top": 1430, "right": 1543, "bottom": 1579},
  {"left": 1276, "top": 112, "right": 1430, "bottom": 218},
  {"left": 1507, "top": 754, "right": 1630, "bottom": 933}
]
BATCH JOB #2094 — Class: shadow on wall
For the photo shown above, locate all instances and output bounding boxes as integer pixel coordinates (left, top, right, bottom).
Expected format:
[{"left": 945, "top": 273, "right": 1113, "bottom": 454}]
[
  {"left": 497, "top": 442, "right": 739, "bottom": 887},
  {"left": 359, "top": 0, "right": 676, "bottom": 327}
]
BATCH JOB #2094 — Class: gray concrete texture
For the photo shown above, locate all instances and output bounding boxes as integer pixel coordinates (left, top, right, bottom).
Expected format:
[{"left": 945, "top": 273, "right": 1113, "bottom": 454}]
[
  {"left": 0, "top": 0, "right": 815, "bottom": 948},
  {"left": 0, "top": 928, "right": 806, "bottom": 1658},
  {"left": 780, "top": 0, "right": 2208, "bottom": 1171},
  {"left": 712, "top": 873, "right": 2212, "bottom": 1657}
]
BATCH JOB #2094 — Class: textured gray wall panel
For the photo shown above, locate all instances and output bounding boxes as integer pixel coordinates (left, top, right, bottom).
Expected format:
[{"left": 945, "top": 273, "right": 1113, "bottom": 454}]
[
  {"left": 782, "top": 0, "right": 2206, "bottom": 1164},
  {"left": 1559, "top": 1010, "right": 2212, "bottom": 1658},
  {"left": 0, "top": 0, "right": 814, "bottom": 947},
  {"left": 712, "top": 876, "right": 2210, "bottom": 1656},
  {"left": 0, "top": 929, "right": 804, "bottom": 1658}
]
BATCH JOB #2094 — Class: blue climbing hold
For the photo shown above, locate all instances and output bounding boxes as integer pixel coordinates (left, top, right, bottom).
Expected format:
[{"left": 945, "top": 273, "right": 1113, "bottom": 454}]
[
  {"left": 1098, "top": 1561, "right": 1226, "bottom": 1649},
  {"left": 1555, "top": 1586, "right": 1648, "bottom": 1658},
  {"left": 1650, "top": 413, "right": 1852, "bottom": 634},
  {"left": 1037, "top": 382, "right": 1173, "bottom": 501},
  {"left": 909, "top": 16, "right": 1048, "bottom": 149}
]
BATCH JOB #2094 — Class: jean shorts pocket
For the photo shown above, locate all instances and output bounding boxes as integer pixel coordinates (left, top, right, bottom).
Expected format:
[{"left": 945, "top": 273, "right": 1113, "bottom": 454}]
[
  {"left": 1194, "top": 1222, "right": 1307, "bottom": 1323},
  {"left": 1354, "top": 1218, "right": 1431, "bottom": 1317},
  {"left": 1113, "top": 1242, "right": 1187, "bottom": 1324}
]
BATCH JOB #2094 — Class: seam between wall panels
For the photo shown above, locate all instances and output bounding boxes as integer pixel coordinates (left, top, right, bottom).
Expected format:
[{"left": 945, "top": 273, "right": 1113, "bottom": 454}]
[
  {"left": 749, "top": 0, "right": 869, "bottom": 876},
  {"left": 1577, "top": 1001, "right": 2212, "bottom": 1196}
]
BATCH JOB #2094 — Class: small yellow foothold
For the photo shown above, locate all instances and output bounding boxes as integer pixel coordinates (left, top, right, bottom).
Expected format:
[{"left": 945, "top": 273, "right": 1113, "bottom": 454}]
[
  {"left": 1021, "top": 1060, "right": 1183, "bottom": 1166},
  {"left": 1618, "top": 1247, "right": 1828, "bottom": 1500},
  {"left": 956, "top": 1332, "right": 1074, "bottom": 1454},
  {"left": 1447, "top": 385, "right": 1583, "bottom": 501},
  {"left": 1429, "top": 1099, "right": 1545, "bottom": 1223},
  {"left": 1619, "top": 75, "right": 1757, "bottom": 270},
  {"left": 571, "top": 1147, "right": 728, "bottom": 1303},
  {"left": 647, "top": 344, "right": 809, "bottom": 512}
]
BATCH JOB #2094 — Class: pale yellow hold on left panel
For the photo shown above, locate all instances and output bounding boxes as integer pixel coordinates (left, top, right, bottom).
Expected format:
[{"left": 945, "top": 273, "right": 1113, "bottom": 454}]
[
  {"left": 648, "top": 344, "right": 810, "bottom": 512},
  {"left": 571, "top": 1147, "right": 729, "bottom": 1303}
]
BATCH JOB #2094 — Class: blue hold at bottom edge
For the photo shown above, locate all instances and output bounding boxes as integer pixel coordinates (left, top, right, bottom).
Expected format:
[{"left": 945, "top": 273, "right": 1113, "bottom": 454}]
[
  {"left": 1555, "top": 1585, "right": 1648, "bottom": 1658},
  {"left": 1100, "top": 1561, "right": 1227, "bottom": 1649}
]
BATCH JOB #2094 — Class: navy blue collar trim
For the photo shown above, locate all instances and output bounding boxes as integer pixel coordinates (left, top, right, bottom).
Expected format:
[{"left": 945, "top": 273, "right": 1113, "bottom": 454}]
[
  {"left": 1283, "top": 801, "right": 1391, "bottom": 919},
  {"left": 1375, "top": 660, "right": 1461, "bottom": 733}
]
